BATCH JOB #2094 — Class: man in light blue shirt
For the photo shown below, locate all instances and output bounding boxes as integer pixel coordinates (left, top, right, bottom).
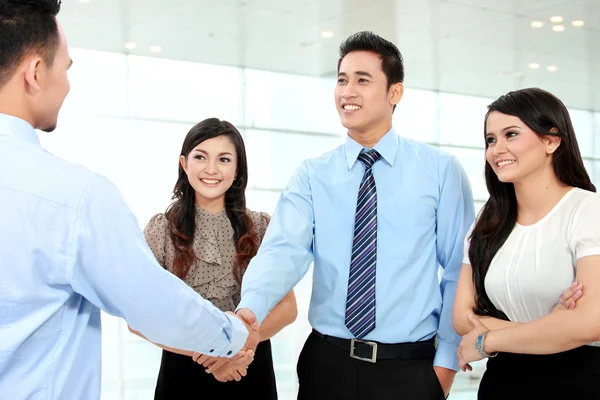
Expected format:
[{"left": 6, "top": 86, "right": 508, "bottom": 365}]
[
  {"left": 0, "top": 2, "right": 257, "bottom": 399},
  {"left": 237, "top": 31, "right": 475, "bottom": 399}
]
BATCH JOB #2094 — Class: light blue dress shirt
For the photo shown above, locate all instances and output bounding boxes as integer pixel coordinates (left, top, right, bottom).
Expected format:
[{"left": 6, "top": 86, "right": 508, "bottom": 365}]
[
  {"left": 239, "top": 128, "right": 475, "bottom": 370},
  {"left": 0, "top": 114, "right": 247, "bottom": 399}
]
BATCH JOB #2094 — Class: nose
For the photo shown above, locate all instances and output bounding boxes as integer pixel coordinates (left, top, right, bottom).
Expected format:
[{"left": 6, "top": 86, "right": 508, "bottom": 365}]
[
  {"left": 204, "top": 159, "right": 218, "bottom": 175},
  {"left": 492, "top": 139, "right": 508, "bottom": 156},
  {"left": 342, "top": 81, "right": 358, "bottom": 99}
]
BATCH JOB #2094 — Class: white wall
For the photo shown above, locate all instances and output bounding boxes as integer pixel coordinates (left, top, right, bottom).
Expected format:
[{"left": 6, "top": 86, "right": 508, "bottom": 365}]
[{"left": 40, "top": 47, "right": 600, "bottom": 400}]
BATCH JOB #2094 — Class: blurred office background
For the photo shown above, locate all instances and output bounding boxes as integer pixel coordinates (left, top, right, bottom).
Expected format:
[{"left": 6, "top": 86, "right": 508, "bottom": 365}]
[{"left": 42, "top": 0, "right": 600, "bottom": 398}]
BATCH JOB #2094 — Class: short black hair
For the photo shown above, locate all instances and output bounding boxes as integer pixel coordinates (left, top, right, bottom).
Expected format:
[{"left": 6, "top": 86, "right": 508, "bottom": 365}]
[
  {"left": 0, "top": 0, "right": 62, "bottom": 89},
  {"left": 337, "top": 30, "right": 405, "bottom": 88}
]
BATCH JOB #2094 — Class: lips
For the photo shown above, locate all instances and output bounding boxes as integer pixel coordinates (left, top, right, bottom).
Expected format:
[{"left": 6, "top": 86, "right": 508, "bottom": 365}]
[
  {"left": 496, "top": 160, "right": 516, "bottom": 167},
  {"left": 200, "top": 178, "right": 221, "bottom": 185}
]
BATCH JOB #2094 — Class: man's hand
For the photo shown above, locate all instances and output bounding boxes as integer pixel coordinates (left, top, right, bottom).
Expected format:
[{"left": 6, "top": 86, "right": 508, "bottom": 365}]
[
  {"left": 210, "top": 360, "right": 248, "bottom": 383},
  {"left": 433, "top": 366, "right": 456, "bottom": 398},
  {"left": 188, "top": 309, "right": 261, "bottom": 373},
  {"left": 232, "top": 308, "right": 261, "bottom": 354},
  {"left": 193, "top": 349, "right": 254, "bottom": 374}
]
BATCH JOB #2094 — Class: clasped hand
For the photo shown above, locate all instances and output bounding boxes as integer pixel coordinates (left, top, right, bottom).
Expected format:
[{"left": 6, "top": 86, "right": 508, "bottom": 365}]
[
  {"left": 457, "top": 282, "right": 583, "bottom": 371},
  {"left": 191, "top": 308, "right": 261, "bottom": 382}
]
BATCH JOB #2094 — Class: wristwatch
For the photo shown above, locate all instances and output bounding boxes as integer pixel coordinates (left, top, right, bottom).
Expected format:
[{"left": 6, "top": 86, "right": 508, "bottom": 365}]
[{"left": 475, "top": 331, "right": 498, "bottom": 358}]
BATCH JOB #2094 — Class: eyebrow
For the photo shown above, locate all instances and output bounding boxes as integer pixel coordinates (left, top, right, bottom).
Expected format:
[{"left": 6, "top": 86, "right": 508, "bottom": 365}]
[
  {"left": 486, "top": 125, "right": 522, "bottom": 135},
  {"left": 337, "top": 71, "right": 374, "bottom": 78},
  {"left": 192, "top": 149, "right": 234, "bottom": 157}
]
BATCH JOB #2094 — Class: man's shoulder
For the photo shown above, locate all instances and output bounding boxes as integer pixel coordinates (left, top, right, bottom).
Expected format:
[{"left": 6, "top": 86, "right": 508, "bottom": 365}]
[
  {"left": 302, "top": 142, "right": 346, "bottom": 169},
  {"left": 398, "top": 136, "right": 453, "bottom": 161},
  {"left": 3, "top": 144, "right": 110, "bottom": 211}
]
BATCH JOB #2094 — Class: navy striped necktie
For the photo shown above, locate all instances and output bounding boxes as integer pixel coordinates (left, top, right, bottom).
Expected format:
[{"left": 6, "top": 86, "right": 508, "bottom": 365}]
[{"left": 345, "top": 149, "right": 380, "bottom": 339}]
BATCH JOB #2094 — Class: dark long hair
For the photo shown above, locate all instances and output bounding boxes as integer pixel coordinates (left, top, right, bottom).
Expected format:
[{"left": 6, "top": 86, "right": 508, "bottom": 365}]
[
  {"left": 469, "top": 88, "right": 596, "bottom": 319},
  {"left": 165, "top": 118, "right": 258, "bottom": 283}
]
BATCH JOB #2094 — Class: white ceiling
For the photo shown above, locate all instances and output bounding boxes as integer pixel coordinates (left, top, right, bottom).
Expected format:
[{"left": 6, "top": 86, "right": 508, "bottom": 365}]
[{"left": 59, "top": 0, "right": 600, "bottom": 111}]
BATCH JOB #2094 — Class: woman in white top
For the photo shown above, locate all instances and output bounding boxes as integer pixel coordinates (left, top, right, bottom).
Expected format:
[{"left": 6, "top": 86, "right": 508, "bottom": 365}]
[{"left": 453, "top": 87, "right": 600, "bottom": 399}]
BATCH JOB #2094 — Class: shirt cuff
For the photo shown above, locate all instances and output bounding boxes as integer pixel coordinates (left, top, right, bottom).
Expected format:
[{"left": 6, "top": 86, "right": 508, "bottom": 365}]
[
  {"left": 220, "top": 313, "right": 248, "bottom": 357},
  {"left": 236, "top": 293, "right": 269, "bottom": 324},
  {"left": 185, "top": 304, "right": 248, "bottom": 358},
  {"left": 433, "top": 340, "right": 459, "bottom": 371}
]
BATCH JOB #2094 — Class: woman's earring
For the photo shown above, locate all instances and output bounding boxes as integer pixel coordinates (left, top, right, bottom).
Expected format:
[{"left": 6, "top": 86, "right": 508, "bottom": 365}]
[{"left": 548, "top": 146, "right": 553, "bottom": 150}]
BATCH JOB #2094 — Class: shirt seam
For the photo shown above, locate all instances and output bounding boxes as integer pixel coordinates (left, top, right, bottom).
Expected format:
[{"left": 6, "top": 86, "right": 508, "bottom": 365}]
[{"left": 65, "top": 175, "right": 97, "bottom": 285}]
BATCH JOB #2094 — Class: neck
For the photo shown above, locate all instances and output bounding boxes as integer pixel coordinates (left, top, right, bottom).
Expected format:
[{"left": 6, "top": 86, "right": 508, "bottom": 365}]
[
  {"left": 0, "top": 90, "right": 35, "bottom": 127},
  {"left": 347, "top": 122, "right": 391, "bottom": 148},
  {"left": 513, "top": 167, "right": 571, "bottom": 224},
  {"left": 196, "top": 195, "right": 225, "bottom": 215}
]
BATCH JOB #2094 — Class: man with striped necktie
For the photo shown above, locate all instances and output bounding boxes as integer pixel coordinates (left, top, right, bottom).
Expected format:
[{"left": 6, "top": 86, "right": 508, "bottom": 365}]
[{"left": 237, "top": 31, "right": 475, "bottom": 399}]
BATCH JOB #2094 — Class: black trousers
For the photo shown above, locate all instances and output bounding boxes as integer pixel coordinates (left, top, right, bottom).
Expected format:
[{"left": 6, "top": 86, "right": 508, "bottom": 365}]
[
  {"left": 478, "top": 346, "right": 600, "bottom": 399},
  {"left": 297, "top": 331, "right": 445, "bottom": 400},
  {"left": 154, "top": 340, "right": 277, "bottom": 399}
]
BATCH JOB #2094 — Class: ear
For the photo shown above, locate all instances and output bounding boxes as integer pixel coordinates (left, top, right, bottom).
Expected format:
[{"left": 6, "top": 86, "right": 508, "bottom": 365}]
[
  {"left": 179, "top": 155, "right": 188, "bottom": 173},
  {"left": 389, "top": 82, "right": 404, "bottom": 106},
  {"left": 23, "top": 56, "right": 43, "bottom": 94},
  {"left": 544, "top": 128, "right": 562, "bottom": 155}
]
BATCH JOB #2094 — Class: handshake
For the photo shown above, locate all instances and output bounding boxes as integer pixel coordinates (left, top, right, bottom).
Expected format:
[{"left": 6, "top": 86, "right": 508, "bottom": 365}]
[{"left": 191, "top": 308, "right": 260, "bottom": 383}]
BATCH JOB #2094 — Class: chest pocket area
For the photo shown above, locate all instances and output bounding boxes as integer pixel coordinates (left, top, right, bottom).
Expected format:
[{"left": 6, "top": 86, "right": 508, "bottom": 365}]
[{"left": 377, "top": 193, "right": 436, "bottom": 261}]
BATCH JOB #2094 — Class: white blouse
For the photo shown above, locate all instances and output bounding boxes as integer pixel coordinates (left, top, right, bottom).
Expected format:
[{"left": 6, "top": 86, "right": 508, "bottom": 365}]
[{"left": 464, "top": 188, "right": 600, "bottom": 344}]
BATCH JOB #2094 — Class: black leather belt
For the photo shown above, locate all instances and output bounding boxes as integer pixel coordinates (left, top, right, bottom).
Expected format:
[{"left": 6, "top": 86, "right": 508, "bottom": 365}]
[{"left": 312, "top": 329, "right": 436, "bottom": 363}]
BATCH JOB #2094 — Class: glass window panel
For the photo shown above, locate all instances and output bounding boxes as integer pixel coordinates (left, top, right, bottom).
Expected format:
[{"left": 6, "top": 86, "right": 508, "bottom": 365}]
[
  {"left": 244, "top": 129, "right": 344, "bottom": 189},
  {"left": 570, "top": 109, "right": 594, "bottom": 158},
  {"left": 41, "top": 116, "right": 192, "bottom": 225},
  {"left": 121, "top": 342, "right": 161, "bottom": 381},
  {"left": 128, "top": 56, "right": 243, "bottom": 124},
  {"left": 393, "top": 88, "right": 438, "bottom": 143},
  {"left": 244, "top": 69, "right": 340, "bottom": 135},
  {"left": 246, "top": 189, "right": 281, "bottom": 215},
  {"left": 474, "top": 200, "right": 486, "bottom": 215},
  {"left": 63, "top": 48, "right": 130, "bottom": 118},
  {"left": 438, "top": 93, "right": 493, "bottom": 148},
  {"left": 595, "top": 113, "right": 600, "bottom": 158},
  {"left": 584, "top": 159, "right": 595, "bottom": 183}
]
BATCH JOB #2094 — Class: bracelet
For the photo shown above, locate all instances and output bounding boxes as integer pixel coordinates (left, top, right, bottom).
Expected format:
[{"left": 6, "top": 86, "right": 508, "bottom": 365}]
[{"left": 475, "top": 331, "right": 498, "bottom": 359}]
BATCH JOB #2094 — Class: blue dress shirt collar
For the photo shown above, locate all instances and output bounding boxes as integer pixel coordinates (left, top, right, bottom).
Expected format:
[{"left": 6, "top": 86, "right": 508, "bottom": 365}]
[
  {"left": 0, "top": 113, "right": 40, "bottom": 145},
  {"left": 343, "top": 127, "right": 398, "bottom": 170}
]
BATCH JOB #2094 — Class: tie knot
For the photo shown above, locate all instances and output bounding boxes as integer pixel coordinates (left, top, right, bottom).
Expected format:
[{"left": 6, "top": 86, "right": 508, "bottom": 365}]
[{"left": 358, "top": 150, "right": 381, "bottom": 169}]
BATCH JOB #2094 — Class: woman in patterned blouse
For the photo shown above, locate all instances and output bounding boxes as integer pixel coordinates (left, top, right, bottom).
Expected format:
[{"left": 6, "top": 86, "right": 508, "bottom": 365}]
[{"left": 131, "top": 118, "right": 297, "bottom": 399}]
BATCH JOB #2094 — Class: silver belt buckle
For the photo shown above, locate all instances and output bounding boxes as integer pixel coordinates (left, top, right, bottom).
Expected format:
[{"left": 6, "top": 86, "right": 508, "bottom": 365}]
[{"left": 350, "top": 338, "right": 378, "bottom": 363}]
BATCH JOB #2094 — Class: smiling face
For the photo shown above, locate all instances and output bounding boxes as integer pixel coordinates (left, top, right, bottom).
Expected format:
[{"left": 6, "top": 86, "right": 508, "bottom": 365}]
[
  {"left": 334, "top": 50, "right": 402, "bottom": 136},
  {"left": 485, "top": 111, "right": 559, "bottom": 184},
  {"left": 180, "top": 135, "right": 238, "bottom": 207}
]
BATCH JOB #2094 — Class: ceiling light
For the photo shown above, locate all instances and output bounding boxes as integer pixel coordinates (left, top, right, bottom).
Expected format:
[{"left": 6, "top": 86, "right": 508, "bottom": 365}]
[
  {"left": 550, "top": 16, "right": 564, "bottom": 23},
  {"left": 547, "top": 65, "right": 558, "bottom": 72},
  {"left": 150, "top": 45, "right": 162, "bottom": 53},
  {"left": 572, "top": 20, "right": 584, "bottom": 27},
  {"left": 529, "top": 63, "right": 540, "bottom": 69},
  {"left": 552, "top": 25, "right": 565, "bottom": 32},
  {"left": 321, "top": 31, "right": 334, "bottom": 39},
  {"left": 530, "top": 21, "right": 544, "bottom": 28},
  {"left": 124, "top": 42, "right": 136, "bottom": 50}
]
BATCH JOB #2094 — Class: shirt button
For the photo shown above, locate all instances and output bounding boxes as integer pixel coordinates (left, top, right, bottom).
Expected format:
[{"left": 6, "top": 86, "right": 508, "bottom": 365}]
[
  {"left": 209, "top": 349, "right": 214, "bottom": 353},
  {"left": 227, "top": 351, "right": 232, "bottom": 355}
]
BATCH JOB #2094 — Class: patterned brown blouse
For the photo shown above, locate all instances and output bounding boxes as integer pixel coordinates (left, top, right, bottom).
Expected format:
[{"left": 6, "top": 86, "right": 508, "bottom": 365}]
[{"left": 144, "top": 206, "right": 270, "bottom": 312}]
